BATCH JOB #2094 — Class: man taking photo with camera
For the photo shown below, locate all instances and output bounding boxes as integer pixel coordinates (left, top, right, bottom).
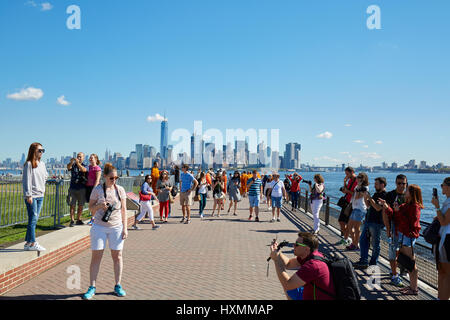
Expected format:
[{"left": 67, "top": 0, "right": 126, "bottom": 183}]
[
  {"left": 67, "top": 152, "right": 88, "bottom": 227},
  {"left": 269, "top": 232, "right": 335, "bottom": 300}
]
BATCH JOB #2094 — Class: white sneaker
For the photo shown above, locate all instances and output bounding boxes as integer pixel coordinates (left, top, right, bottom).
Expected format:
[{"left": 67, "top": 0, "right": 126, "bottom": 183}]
[
  {"left": 28, "top": 242, "right": 46, "bottom": 251},
  {"left": 24, "top": 243, "right": 30, "bottom": 251},
  {"left": 346, "top": 238, "right": 352, "bottom": 246}
]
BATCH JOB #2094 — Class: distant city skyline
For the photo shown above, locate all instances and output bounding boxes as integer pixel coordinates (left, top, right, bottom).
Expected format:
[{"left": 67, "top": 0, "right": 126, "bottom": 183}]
[{"left": 1, "top": 1, "right": 449, "bottom": 166}]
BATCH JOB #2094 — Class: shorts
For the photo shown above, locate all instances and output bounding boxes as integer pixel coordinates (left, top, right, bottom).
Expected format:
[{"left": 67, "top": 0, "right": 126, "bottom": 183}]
[
  {"left": 438, "top": 234, "right": 450, "bottom": 263},
  {"left": 388, "top": 227, "right": 401, "bottom": 261},
  {"left": 338, "top": 206, "right": 350, "bottom": 224},
  {"left": 350, "top": 209, "right": 366, "bottom": 222},
  {"left": 271, "top": 196, "right": 282, "bottom": 208},
  {"left": 180, "top": 191, "right": 193, "bottom": 206},
  {"left": 398, "top": 232, "right": 417, "bottom": 247},
  {"left": 90, "top": 224, "right": 124, "bottom": 251},
  {"left": 248, "top": 195, "right": 260, "bottom": 208},
  {"left": 69, "top": 188, "right": 86, "bottom": 207},
  {"left": 286, "top": 287, "right": 304, "bottom": 300}
]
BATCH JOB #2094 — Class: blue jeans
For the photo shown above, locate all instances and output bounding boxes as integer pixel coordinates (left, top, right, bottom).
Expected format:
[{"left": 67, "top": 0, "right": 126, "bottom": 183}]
[
  {"left": 359, "top": 222, "right": 383, "bottom": 265},
  {"left": 199, "top": 193, "right": 207, "bottom": 214},
  {"left": 25, "top": 197, "right": 44, "bottom": 243},
  {"left": 290, "top": 191, "right": 300, "bottom": 209}
]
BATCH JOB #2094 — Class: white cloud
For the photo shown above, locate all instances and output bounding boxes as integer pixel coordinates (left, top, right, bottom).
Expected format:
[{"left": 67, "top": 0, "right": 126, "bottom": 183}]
[
  {"left": 375, "top": 140, "right": 383, "bottom": 144},
  {"left": 57, "top": 95, "right": 70, "bottom": 106},
  {"left": 344, "top": 124, "right": 352, "bottom": 127},
  {"left": 147, "top": 113, "right": 168, "bottom": 122},
  {"left": 316, "top": 131, "right": 333, "bottom": 139},
  {"left": 363, "top": 145, "right": 369, "bottom": 148},
  {"left": 41, "top": 2, "right": 53, "bottom": 11},
  {"left": 353, "top": 140, "right": 364, "bottom": 144},
  {"left": 7, "top": 87, "right": 44, "bottom": 101},
  {"left": 26, "top": 0, "right": 37, "bottom": 7},
  {"left": 360, "top": 152, "right": 382, "bottom": 159}
]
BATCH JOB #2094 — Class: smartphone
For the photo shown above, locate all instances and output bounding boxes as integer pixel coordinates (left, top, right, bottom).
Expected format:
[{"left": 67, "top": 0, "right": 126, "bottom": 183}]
[{"left": 433, "top": 188, "right": 438, "bottom": 199}]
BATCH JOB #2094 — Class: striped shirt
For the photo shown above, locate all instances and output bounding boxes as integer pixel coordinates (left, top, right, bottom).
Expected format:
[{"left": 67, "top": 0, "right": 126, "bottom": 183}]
[{"left": 247, "top": 178, "right": 262, "bottom": 196}]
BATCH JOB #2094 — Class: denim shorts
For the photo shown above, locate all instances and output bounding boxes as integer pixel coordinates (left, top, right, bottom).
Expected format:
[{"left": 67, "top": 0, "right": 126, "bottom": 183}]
[
  {"left": 286, "top": 287, "right": 304, "bottom": 300},
  {"left": 248, "top": 195, "right": 260, "bottom": 208},
  {"left": 271, "top": 196, "right": 282, "bottom": 208},
  {"left": 350, "top": 209, "right": 366, "bottom": 222},
  {"left": 398, "top": 232, "right": 417, "bottom": 247}
]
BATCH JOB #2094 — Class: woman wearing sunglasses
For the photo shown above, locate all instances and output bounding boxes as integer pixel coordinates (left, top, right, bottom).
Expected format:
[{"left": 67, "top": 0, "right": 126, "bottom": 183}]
[
  {"left": 83, "top": 163, "right": 128, "bottom": 299},
  {"left": 22, "top": 142, "right": 48, "bottom": 251}
]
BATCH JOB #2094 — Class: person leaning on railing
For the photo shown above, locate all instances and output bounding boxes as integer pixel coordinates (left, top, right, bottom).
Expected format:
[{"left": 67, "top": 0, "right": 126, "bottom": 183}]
[
  {"left": 431, "top": 177, "right": 450, "bottom": 300},
  {"left": 22, "top": 142, "right": 48, "bottom": 252},
  {"left": 379, "top": 184, "right": 423, "bottom": 296},
  {"left": 83, "top": 163, "right": 128, "bottom": 300}
]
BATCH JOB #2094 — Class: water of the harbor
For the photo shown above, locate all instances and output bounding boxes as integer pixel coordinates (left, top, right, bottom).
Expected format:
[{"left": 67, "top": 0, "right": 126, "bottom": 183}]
[{"left": 2, "top": 169, "right": 448, "bottom": 224}]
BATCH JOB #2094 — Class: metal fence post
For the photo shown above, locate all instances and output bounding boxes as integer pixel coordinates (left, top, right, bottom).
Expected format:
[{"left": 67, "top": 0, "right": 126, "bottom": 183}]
[
  {"left": 325, "top": 196, "right": 330, "bottom": 226},
  {"left": 304, "top": 190, "right": 309, "bottom": 212},
  {"left": 54, "top": 180, "right": 65, "bottom": 229},
  {"left": 53, "top": 180, "right": 58, "bottom": 229}
]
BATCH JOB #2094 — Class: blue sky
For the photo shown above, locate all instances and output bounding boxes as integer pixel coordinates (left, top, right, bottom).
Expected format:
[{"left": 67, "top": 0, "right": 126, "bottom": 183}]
[{"left": 0, "top": 0, "right": 449, "bottom": 166}]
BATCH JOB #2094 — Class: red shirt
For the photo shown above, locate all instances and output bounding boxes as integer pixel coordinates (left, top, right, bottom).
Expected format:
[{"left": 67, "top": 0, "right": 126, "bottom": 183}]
[
  {"left": 345, "top": 177, "right": 358, "bottom": 202},
  {"left": 296, "top": 251, "right": 335, "bottom": 300},
  {"left": 288, "top": 175, "right": 302, "bottom": 192},
  {"left": 385, "top": 203, "right": 421, "bottom": 238}
]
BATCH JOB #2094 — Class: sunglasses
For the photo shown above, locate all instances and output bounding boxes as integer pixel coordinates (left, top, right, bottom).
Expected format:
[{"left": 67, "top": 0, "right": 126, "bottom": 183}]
[
  {"left": 396, "top": 182, "right": 407, "bottom": 185},
  {"left": 109, "top": 176, "right": 119, "bottom": 181},
  {"left": 38, "top": 149, "right": 45, "bottom": 153},
  {"left": 294, "top": 242, "right": 308, "bottom": 248}
]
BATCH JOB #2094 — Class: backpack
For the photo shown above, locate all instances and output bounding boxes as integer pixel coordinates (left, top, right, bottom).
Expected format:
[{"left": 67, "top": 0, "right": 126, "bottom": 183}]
[{"left": 310, "top": 254, "right": 361, "bottom": 300}]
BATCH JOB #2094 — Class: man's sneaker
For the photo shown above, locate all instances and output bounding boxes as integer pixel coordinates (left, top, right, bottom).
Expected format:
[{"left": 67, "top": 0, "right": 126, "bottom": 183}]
[
  {"left": 28, "top": 242, "right": 46, "bottom": 251},
  {"left": 277, "top": 218, "right": 281, "bottom": 222},
  {"left": 76, "top": 220, "right": 84, "bottom": 225},
  {"left": 131, "top": 225, "right": 140, "bottom": 230},
  {"left": 353, "top": 261, "right": 369, "bottom": 270},
  {"left": 255, "top": 217, "right": 260, "bottom": 222},
  {"left": 200, "top": 214, "right": 204, "bottom": 219},
  {"left": 82, "top": 286, "right": 96, "bottom": 300},
  {"left": 87, "top": 219, "right": 94, "bottom": 226},
  {"left": 391, "top": 275, "right": 405, "bottom": 287},
  {"left": 248, "top": 215, "right": 252, "bottom": 221},
  {"left": 180, "top": 217, "right": 185, "bottom": 223},
  {"left": 114, "top": 284, "right": 126, "bottom": 297},
  {"left": 185, "top": 219, "right": 191, "bottom": 224},
  {"left": 69, "top": 220, "right": 75, "bottom": 227},
  {"left": 152, "top": 225, "right": 161, "bottom": 229},
  {"left": 270, "top": 218, "right": 275, "bottom": 223},
  {"left": 24, "top": 243, "right": 30, "bottom": 251}
]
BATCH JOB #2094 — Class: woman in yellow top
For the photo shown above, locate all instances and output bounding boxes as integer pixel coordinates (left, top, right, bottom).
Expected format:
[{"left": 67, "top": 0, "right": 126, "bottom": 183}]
[{"left": 151, "top": 161, "right": 160, "bottom": 194}]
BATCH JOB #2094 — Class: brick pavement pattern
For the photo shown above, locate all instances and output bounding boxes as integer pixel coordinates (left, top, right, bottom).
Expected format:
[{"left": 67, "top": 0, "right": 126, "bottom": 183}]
[{"left": 0, "top": 197, "right": 435, "bottom": 300}]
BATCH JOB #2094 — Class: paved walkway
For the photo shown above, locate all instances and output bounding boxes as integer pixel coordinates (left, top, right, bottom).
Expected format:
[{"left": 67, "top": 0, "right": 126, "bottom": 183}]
[{"left": 0, "top": 197, "right": 436, "bottom": 300}]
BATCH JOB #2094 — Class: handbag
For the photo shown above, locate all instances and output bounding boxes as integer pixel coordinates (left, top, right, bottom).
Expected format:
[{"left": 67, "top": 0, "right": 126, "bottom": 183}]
[
  {"left": 337, "top": 196, "right": 348, "bottom": 209},
  {"left": 423, "top": 218, "right": 441, "bottom": 245},
  {"left": 139, "top": 192, "right": 152, "bottom": 201},
  {"left": 193, "top": 194, "right": 201, "bottom": 202},
  {"left": 169, "top": 193, "right": 175, "bottom": 203}
]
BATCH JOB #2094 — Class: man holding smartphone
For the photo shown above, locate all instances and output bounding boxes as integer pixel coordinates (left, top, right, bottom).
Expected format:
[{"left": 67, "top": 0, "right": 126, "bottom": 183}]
[{"left": 353, "top": 177, "right": 387, "bottom": 269}]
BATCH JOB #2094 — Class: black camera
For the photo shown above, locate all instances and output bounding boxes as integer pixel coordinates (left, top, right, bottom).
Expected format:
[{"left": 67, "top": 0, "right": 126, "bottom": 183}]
[
  {"left": 267, "top": 240, "right": 289, "bottom": 261},
  {"left": 356, "top": 186, "right": 368, "bottom": 193},
  {"left": 302, "top": 180, "right": 312, "bottom": 185},
  {"left": 102, "top": 203, "right": 115, "bottom": 222},
  {"left": 339, "top": 186, "right": 344, "bottom": 192}
]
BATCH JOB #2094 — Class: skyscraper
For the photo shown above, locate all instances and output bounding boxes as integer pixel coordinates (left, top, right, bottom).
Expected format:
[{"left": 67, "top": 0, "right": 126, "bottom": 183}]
[
  {"left": 136, "top": 144, "right": 143, "bottom": 169},
  {"left": 160, "top": 117, "right": 168, "bottom": 160},
  {"left": 284, "top": 143, "right": 301, "bottom": 169}
]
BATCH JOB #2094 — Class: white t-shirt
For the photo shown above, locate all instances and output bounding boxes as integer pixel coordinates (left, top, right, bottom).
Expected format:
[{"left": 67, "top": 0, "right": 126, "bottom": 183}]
[
  {"left": 269, "top": 180, "right": 284, "bottom": 197},
  {"left": 351, "top": 186, "right": 369, "bottom": 211},
  {"left": 439, "top": 197, "right": 450, "bottom": 239}
]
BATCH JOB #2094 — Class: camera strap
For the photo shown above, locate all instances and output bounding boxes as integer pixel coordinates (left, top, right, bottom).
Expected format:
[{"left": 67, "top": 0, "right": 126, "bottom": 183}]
[{"left": 102, "top": 183, "right": 121, "bottom": 206}]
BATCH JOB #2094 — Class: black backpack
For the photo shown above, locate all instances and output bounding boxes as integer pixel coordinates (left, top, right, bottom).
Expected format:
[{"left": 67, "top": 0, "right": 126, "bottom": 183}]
[{"left": 310, "top": 255, "right": 361, "bottom": 300}]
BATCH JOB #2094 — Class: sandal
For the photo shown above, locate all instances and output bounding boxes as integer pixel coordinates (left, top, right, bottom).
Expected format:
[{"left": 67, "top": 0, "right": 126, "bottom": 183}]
[
  {"left": 248, "top": 215, "right": 252, "bottom": 220},
  {"left": 400, "top": 287, "right": 418, "bottom": 295}
]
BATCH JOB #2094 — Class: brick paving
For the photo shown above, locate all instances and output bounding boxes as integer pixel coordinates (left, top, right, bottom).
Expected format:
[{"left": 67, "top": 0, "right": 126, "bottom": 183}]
[{"left": 0, "top": 197, "right": 436, "bottom": 300}]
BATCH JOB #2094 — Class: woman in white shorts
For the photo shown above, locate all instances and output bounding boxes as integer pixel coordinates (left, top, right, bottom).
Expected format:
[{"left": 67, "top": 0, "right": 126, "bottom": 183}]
[
  {"left": 133, "top": 175, "right": 160, "bottom": 230},
  {"left": 82, "top": 163, "right": 128, "bottom": 299}
]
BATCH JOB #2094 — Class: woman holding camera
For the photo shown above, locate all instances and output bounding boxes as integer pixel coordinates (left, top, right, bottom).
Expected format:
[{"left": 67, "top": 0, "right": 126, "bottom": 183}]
[
  {"left": 309, "top": 174, "right": 325, "bottom": 235},
  {"left": 211, "top": 174, "right": 225, "bottom": 217},
  {"left": 345, "top": 173, "right": 369, "bottom": 251},
  {"left": 379, "top": 184, "right": 423, "bottom": 296},
  {"left": 83, "top": 163, "right": 128, "bottom": 299},
  {"left": 431, "top": 177, "right": 450, "bottom": 300}
]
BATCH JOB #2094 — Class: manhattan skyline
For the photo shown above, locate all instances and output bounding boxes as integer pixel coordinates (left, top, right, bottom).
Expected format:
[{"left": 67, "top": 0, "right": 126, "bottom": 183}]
[{"left": 0, "top": 1, "right": 449, "bottom": 166}]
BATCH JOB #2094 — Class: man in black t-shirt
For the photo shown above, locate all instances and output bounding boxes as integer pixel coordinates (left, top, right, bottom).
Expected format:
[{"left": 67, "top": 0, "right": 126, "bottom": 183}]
[
  {"left": 67, "top": 152, "right": 88, "bottom": 227},
  {"left": 353, "top": 177, "right": 387, "bottom": 269},
  {"left": 380, "top": 174, "right": 408, "bottom": 287}
]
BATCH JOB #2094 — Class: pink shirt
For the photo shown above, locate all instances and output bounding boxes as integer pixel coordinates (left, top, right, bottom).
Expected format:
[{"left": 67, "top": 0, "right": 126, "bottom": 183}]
[{"left": 87, "top": 165, "right": 101, "bottom": 187}]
